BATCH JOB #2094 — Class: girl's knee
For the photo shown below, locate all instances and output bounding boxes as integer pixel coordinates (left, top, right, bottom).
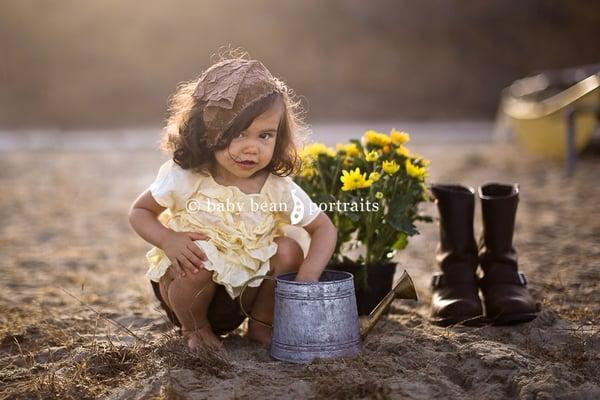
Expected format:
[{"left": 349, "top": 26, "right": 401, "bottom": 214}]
[
  {"left": 271, "top": 236, "right": 304, "bottom": 274},
  {"left": 174, "top": 267, "right": 214, "bottom": 287},
  {"left": 160, "top": 268, "right": 175, "bottom": 286}
]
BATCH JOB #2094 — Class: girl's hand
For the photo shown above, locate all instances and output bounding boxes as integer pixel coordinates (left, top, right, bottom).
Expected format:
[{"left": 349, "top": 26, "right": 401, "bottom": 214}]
[
  {"left": 294, "top": 270, "right": 321, "bottom": 282},
  {"left": 161, "top": 231, "right": 209, "bottom": 277}
]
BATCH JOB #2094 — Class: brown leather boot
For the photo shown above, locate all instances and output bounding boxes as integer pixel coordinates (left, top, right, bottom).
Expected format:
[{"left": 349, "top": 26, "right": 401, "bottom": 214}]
[
  {"left": 478, "top": 183, "right": 539, "bottom": 325},
  {"left": 430, "top": 184, "right": 484, "bottom": 326}
]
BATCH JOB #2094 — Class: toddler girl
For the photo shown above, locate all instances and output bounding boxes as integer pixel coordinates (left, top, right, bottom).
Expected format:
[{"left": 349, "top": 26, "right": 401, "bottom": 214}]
[{"left": 128, "top": 54, "right": 337, "bottom": 352}]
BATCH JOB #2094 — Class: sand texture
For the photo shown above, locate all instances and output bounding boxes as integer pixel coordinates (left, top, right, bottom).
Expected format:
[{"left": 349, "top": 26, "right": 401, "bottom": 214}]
[{"left": 1, "top": 142, "right": 599, "bottom": 399}]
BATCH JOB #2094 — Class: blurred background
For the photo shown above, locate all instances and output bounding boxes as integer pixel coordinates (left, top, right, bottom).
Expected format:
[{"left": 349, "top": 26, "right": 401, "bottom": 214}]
[{"left": 1, "top": 0, "right": 600, "bottom": 131}]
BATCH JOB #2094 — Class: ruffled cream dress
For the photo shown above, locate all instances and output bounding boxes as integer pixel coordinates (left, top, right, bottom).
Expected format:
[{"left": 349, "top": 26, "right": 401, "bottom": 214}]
[{"left": 145, "top": 159, "right": 320, "bottom": 299}]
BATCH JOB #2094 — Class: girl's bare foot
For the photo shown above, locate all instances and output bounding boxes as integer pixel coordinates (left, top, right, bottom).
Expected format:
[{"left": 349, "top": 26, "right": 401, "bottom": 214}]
[
  {"left": 246, "top": 320, "right": 272, "bottom": 347},
  {"left": 183, "top": 326, "right": 224, "bottom": 353}
]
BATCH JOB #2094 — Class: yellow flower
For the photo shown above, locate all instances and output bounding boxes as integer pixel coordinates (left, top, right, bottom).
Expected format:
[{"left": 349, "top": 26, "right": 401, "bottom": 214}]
[
  {"left": 375, "top": 191, "right": 384, "bottom": 199},
  {"left": 299, "top": 163, "right": 315, "bottom": 178},
  {"left": 340, "top": 168, "right": 374, "bottom": 191},
  {"left": 362, "top": 130, "right": 392, "bottom": 147},
  {"left": 390, "top": 129, "right": 410, "bottom": 145},
  {"left": 395, "top": 145, "right": 410, "bottom": 157},
  {"left": 405, "top": 159, "right": 427, "bottom": 179},
  {"left": 300, "top": 143, "right": 336, "bottom": 159},
  {"left": 336, "top": 143, "right": 360, "bottom": 157},
  {"left": 369, "top": 171, "right": 381, "bottom": 182},
  {"left": 382, "top": 145, "right": 390, "bottom": 154},
  {"left": 412, "top": 154, "right": 430, "bottom": 167},
  {"left": 365, "top": 150, "right": 379, "bottom": 162},
  {"left": 382, "top": 160, "right": 400, "bottom": 175}
]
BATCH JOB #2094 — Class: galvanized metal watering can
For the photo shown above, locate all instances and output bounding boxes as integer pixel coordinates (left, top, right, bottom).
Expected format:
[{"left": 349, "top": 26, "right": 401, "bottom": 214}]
[{"left": 239, "top": 269, "right": 417, "bottom": 364}]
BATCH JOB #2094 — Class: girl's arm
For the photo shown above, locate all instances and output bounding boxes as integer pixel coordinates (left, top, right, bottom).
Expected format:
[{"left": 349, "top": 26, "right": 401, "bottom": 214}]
[
  {"left": 294, "top": 212, "right": 337, "bottom": 282},
  {"left": 128, "top": 190, "right": 207, "bottom": 277}
]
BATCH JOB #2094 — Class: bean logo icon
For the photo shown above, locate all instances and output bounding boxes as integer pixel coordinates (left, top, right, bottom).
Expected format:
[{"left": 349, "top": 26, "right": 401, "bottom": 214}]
[{"left": 290, "top": 189, "right": 305, "bottom": 225}]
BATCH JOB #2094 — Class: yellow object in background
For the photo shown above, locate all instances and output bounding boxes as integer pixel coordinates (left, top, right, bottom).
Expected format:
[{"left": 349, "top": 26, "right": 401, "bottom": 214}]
[{"left": 501, "top": 71, "right": 600, "bottom": 159}]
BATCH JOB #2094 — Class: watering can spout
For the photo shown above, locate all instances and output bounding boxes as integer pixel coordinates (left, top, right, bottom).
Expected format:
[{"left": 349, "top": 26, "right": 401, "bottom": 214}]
[{"left": 360, "top": 270, "right": 418, "bottom": 340}]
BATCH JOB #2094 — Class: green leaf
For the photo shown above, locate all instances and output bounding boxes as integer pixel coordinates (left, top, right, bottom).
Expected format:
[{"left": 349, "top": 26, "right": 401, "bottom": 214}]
[
  {"left": 346, "top": 211, "right": 361, "bottom": 223},
  {"left": 315, "top": 193, "right": 336, "bottom": 204},
  {"left": 392, "top": 232, "right": 408, "bottom": 250},
  {"left": 387, "top": 194, "right": 419, "bottom": 235}
]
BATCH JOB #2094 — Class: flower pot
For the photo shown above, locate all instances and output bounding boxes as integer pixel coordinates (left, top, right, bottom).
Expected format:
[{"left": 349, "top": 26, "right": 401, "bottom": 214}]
[{"left": 327, "top": 261, "right": 397, "bottom": 315}]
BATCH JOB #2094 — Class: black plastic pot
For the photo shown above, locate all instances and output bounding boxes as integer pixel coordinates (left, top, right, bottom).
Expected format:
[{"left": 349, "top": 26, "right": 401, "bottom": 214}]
[{"left": 327, "top": 261, "right": 397, "bottom": 315}]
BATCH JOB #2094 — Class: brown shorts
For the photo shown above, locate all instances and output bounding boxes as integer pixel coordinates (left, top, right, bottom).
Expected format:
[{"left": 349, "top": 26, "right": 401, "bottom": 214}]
[{"left": 150, "top": 280, "right": 246, "bottom": 336}]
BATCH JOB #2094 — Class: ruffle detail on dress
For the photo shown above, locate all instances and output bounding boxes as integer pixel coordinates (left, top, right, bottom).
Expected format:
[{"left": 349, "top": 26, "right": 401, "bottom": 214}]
[
  {"left": 145, "top": 173, "right": 292, "bottom": 299},
  {"left": 194, "top": 239, "right": 277, "bottom": 299}
]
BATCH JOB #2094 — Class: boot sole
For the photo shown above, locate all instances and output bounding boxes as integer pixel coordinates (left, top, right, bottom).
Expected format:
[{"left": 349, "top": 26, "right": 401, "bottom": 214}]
[
  {"left": 485, "top": 312, "right": 538, "bottom": 326},
  {"left": 430, "top": 315, "right": 487, "bottom": 327}
]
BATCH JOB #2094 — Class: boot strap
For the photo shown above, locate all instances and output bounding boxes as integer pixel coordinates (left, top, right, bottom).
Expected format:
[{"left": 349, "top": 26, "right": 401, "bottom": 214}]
[
  {"left": 480, "top": 272, "right": 528, "bottom": 287},
  {"left": 431, "top": 273, "right": 477, "bottom": 288}
]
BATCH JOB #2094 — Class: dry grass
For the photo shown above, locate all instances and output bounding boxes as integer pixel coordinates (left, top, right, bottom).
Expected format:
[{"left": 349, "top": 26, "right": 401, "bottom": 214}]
[{"left": 0, "top": 301, "right": 235, "bottom": 399}]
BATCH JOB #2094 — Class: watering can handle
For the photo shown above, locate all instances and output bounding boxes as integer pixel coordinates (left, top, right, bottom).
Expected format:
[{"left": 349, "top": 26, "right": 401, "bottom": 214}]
[{"left": 239, "top": 274, "right": 276, "bottom": 328}]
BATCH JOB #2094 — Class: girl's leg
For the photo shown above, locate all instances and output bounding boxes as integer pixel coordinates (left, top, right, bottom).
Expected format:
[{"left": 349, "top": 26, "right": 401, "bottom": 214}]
[
  {"left": 247, "top": 236, "right": 304, "bottom": 346},
  {"left": 160, "top": 267, "right": 223, "bottom": 351},
  {"left": 158, "top": 270, "right": 174, "bottom": 310}
]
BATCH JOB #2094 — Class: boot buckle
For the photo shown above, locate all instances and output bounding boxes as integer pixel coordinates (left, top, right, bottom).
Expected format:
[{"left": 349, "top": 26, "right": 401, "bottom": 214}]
[
  {"left": 480, "top": 272, "right": 529, "bottom": 287},
  {"left": 431, "top": 274, "right": 446, "bottom": 288},
  {"left": 518, "top": 272, "right": 528, "bottom": 286}
]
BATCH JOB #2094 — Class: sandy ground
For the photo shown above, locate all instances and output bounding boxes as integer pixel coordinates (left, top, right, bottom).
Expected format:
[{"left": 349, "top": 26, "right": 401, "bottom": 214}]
[{"left": 1, "top": 136, "right": 599, "bottom": 399}]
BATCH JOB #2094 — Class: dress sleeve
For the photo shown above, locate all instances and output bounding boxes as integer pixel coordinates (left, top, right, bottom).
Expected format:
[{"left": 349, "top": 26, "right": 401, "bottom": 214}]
[
  {"left": 148, "top": 159, "right": 201, "bottom": 211},
  {"left": 285, "top": 178, "right": 322, "bottom": 227}
]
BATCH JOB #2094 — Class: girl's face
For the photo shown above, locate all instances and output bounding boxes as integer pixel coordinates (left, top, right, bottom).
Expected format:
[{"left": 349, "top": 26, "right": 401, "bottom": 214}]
[{"left": 213, "top": 99, "right": 284, "bottom": 180}]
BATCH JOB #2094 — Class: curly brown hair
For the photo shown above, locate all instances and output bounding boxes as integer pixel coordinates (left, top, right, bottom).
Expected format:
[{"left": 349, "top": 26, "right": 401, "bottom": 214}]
[{"left": 160, "top": 74, "right": 310, "bottom": 177}]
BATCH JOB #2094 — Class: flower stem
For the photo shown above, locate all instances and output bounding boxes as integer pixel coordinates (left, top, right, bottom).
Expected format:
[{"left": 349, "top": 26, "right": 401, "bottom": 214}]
[
  {"left": 365, "top": 184, "right": 375, "bottom": 265},
  {"left": 330, "top": 157, "right": 342, "bottom": 195},
  {"left": 315, "top": 157, "right": 329, "bottom": 194}
]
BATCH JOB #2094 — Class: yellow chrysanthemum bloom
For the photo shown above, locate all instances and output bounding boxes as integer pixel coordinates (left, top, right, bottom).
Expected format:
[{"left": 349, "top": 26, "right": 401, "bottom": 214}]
[
  {"left": 340, "top": 168, "right": 374, "bottom": 191},
  {"left": 382, "top": 145, "right": 390, "bottom": 154},
  {"left": 390, "top": 129, "right": 410, "bottom": 145},
  {"left": 335, "top": 143, "right": 360, "bottom": 157},
  {"left": 405, "top": 159, "right": 427, "bottom": 179},
  {"left": 365, "top": 150, "right": 379, "bottom": 162},
  {"left": 395, "top": 145, "right": 410, "bottom": 157},
  {"left": 375, "top": 191, "right": 384, "bottom": 199},
  {"left": 300, "top": 143, "right": 336, "bottom": 159},
  {"left": 362, "top": 130, "right": 392, "bottom": 147},
  {"left": 382, "top": 160, "right": 400, "bottom": 175},
  {"left": 369, "top": 171, "right": 381, "bottom": 182}
]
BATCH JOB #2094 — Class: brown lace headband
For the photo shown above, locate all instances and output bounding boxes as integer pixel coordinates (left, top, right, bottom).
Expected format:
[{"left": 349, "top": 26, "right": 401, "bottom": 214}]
[{"left": 192, "top": 58, "right": 286, "bottom": 148}]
